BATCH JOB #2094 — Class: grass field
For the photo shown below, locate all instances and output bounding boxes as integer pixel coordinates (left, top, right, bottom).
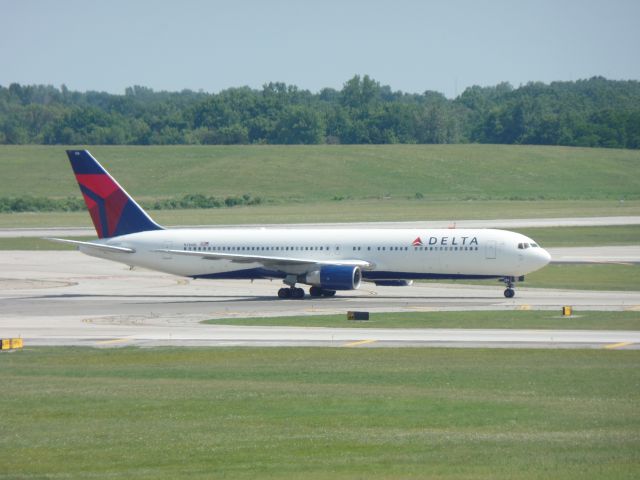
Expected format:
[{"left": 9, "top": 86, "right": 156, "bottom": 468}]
[
  {"left": 203, "top": 310, "right": 640, "bottom": 330},
  {"left": 1, "top": 144, "right": 639, "bottom": 228},
  {"left": 522, "top": 263, "right": 640, "bottom": 291},
  {"left": 2, "top": 347, "right": 638, "bottom": 479},
  {"left": 1, "top": 144, "right": 639, "bottom": 202}
]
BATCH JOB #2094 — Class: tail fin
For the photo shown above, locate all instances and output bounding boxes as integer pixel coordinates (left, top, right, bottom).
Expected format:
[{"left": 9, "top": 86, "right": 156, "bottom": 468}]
[{"left": 67, "top": 150, "right": 163, "bottom": 238}]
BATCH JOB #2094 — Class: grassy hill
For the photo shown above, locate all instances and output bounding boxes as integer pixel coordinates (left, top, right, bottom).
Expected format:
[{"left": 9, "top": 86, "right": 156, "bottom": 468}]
[{"left": 1, "top": 144, "right": 639, "bottom": 202}]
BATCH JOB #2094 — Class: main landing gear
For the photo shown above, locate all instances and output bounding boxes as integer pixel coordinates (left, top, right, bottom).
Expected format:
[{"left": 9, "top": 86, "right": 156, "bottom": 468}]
[
  {"left": 277, "top": 287, "right": 305, "bottom": 299},
  {"left": 502, "top": 276, "right": 516, "bottom": 298},
  {"left": 276, "top": 285, "right": 337, "bottom": 300},
  {"left": 309, "top": 286, "right": 336, "bottom": 298}
]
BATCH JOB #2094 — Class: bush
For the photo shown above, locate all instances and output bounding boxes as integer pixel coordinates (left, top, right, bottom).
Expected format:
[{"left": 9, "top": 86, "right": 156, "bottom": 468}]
[
  {"left": 0, "top": 196, "right": 85, "bottom": 213},
  {"left": 0, "top": 194, "right": 263, "bottom": 213}
]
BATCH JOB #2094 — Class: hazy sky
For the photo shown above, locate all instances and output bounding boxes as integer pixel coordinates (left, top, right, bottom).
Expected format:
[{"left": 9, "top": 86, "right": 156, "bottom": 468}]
[{"left": 2, "top": 0, "right": 639, "bottom": 97}]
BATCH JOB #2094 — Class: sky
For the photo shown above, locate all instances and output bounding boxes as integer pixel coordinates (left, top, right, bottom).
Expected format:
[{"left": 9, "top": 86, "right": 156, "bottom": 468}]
[{"left": 1, "top": 0, "right": 639, "bottom": 98}]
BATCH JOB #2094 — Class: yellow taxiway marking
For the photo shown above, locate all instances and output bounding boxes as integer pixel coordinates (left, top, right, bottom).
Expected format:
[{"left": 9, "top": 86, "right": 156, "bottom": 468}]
[
  {"left": 603, "top": 341, "right": 633, "bottom": 350},
  {"left": 95, "top": 336, "right": 133, "bottom": 346},
  {"left": 344, "top": 339, "right": 377, "bottom": 348},
  {"left": 624, "top": 305, "right": 640, "bottom": 312},
  {"left": 517, "top": 304, "right": 532, "bottom": 311}
]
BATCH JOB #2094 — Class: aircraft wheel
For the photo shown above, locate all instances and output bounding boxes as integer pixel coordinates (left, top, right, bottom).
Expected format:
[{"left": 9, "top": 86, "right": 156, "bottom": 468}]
[
  {"left": 504, "top": 288, "right": 515, "bottom": 298},
  {"left": 309, "top": 286, "right": 323, "bottom": 297},
  {"left": 278, "top": 288, "right": 291, "bottom": 299},
  {"left": 323, "top": 290, "right": 337, "bottom": 297},
  {"left": 293, "top": 287, "right": 305, "bottom": 299}
]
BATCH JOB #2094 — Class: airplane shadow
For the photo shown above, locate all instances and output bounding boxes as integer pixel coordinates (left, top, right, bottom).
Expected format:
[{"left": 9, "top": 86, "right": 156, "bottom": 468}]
[{"left": 13, "top": 292, "right": 498, "bottom": 304}]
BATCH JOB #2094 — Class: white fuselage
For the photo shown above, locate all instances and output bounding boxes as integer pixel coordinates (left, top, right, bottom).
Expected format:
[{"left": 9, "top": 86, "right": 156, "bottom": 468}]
[{"left": 79, "top": 227, "right": 551, "bottom": 283}]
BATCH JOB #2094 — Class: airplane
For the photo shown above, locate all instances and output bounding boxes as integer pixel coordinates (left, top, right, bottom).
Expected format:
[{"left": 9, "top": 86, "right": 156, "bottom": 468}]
[{"left": 48, "top": 150, "right": 551, "bottom": 299}]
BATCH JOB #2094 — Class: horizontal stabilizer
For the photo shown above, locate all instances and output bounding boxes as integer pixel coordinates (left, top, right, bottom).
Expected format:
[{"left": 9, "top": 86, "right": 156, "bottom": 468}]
[{"left": 45, "top": 238, "right": 135, "bottom": 254}]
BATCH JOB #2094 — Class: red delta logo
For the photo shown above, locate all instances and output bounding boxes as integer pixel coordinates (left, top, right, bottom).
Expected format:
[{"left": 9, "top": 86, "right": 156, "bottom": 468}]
[
  {"left": 75, "top": 173, "right": 128, "bottom": 238},
  {"left": 412, "top": 237, "right": 423, "bottom": 246}
]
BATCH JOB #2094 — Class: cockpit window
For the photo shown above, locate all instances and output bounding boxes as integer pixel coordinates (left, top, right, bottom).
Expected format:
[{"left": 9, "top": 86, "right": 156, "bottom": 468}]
[
  {"left": 518, "top": 242, "right": 531, "bottom": 249},
  {"left": 531, "top": 243, "right": 538, "bottom": 248}
]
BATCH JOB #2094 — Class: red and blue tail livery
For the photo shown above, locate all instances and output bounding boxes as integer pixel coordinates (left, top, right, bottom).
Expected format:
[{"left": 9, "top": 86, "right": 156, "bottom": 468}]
[{"left": 67, "top": 150, "right": 162, "bottom": 238}]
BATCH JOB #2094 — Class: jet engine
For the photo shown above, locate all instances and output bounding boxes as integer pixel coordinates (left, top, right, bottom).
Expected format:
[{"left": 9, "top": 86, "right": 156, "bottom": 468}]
[{"left": 304, "top": 265, "right": 362, "bottom": 290}]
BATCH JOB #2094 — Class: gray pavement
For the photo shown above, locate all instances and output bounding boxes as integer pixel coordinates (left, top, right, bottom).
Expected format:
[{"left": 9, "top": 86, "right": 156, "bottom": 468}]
[{"left": 1, "top": 251, "right": 639, "bottom": 349}]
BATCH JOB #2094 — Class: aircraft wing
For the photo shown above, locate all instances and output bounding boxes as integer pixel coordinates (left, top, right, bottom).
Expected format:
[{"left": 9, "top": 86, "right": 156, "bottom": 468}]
[{"left": 154, "top": 248, "right": 374, "bottom": 270}]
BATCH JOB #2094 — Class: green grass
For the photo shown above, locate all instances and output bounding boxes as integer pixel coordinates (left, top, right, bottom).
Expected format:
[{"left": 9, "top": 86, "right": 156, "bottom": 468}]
[
  {"left": 203, "top": 310, "right": 640, "bottom": 330},
  {"left": 2, "top": 145, "right": 638, "bottom": 229},
  {"left": 442, "top": 263, "right": 640, "bottom": 292},
  {"left": 1, "top": 144, "right": 639, "bottom": 201},
  {"left": 1, "top": 348, "right": 638, "bottom": 479},
  {"left": 525, "top": 264, "right": 640, "bottom": 291}
]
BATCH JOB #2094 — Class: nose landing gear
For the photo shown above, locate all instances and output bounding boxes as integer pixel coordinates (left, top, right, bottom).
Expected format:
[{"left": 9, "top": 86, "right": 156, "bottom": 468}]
[{"left": 502, "top": 276, "right": 516, "bottom": 298}]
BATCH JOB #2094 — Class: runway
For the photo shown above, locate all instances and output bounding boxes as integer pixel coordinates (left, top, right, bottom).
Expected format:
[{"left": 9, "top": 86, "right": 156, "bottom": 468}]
[{"left": 1, "top": 251, "right": 639, "bottom": 349}]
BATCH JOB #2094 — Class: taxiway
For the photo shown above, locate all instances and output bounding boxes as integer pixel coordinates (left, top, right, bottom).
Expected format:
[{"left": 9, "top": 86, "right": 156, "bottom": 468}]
[{"left": 1, "top": 251, "right": 638, "bottom": 349}]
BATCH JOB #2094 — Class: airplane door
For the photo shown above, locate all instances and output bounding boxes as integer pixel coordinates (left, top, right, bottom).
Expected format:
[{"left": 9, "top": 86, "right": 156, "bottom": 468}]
[
  {"left": 485, "top": 240, "right": 496, "bottom": 259},
  {"left": 162, "top": 241, "right": 173, "bottom": 260}
]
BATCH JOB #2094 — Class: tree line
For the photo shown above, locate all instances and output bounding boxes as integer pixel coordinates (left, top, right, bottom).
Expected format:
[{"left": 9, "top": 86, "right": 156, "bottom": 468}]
[{"left": 1, "top": 76, "right": 639, "bottom": 148}]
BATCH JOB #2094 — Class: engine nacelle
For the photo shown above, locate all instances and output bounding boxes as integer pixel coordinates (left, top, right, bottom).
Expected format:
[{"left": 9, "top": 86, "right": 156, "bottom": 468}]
[
  {"left": 373, "top": 280, "right": 413, "bottom": 287},
  {"left": 304, "top": 265, "right": 362, "bottom": 291}
]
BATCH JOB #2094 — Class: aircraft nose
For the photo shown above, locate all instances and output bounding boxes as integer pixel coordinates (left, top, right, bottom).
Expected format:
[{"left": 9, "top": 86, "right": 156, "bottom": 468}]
[
  {"left": 523, "top": 245, "right": 551, "bottom": 271},
  {"left": 537, "top": 248, "right": 552, "bottom": 267}
]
